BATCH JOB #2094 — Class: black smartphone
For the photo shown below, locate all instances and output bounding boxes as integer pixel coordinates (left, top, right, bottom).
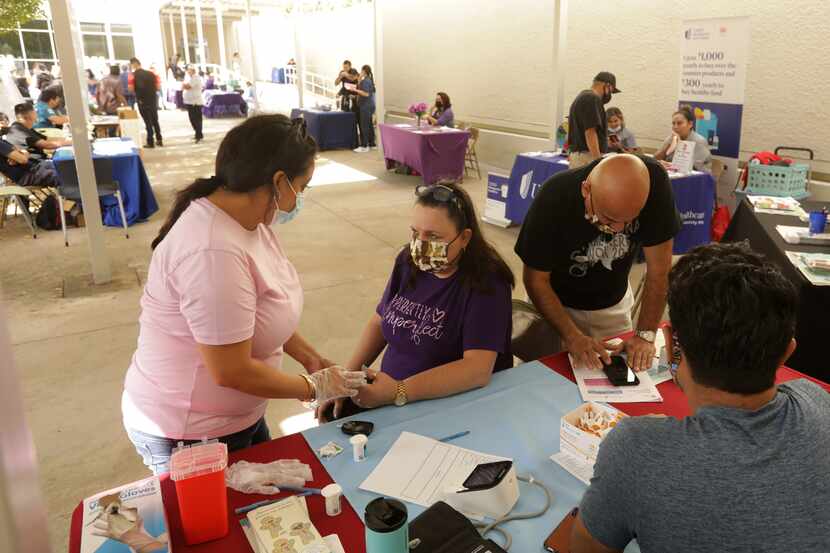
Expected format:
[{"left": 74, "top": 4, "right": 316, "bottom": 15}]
[
  {"left": 341, "top": 420, "right": 374, "bottom": 436},
  {"left": 460, "top": 461, "right": 512, "bottom": 492},
  {"left": 543, "top": 507, "right": 579, "bottom": 553},
  {"left": 603, "top": 355, "right": 640, "bottom": 386}
]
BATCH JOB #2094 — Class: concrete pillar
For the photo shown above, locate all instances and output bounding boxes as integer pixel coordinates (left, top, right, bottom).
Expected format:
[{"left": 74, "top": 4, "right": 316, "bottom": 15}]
[
  {"left": 245, "top": 0, "right": 259, "bottom": 112},
  {"left": 168, "top": 12, "right": 177, "bottom": 56},
  {"left": 49, "top": 0, "right": 112, "bottom": 284},
  {"left": 551, "top": 0, "right": 568, "bottom": 148},
  {"left": 195, "top": 0, "right": 206, "bottom": 69},
  {"left": 215, "top": 0, "right": 227, "bottom": 71},
  {"left": 180, "top": 2, "right": 190, "bottom": 64},
  {"left": 292, "top": 14, "right": 304, "bottom": 107},
  {"left": 373, "top": 0, "right": 384, "bottom": 124}
]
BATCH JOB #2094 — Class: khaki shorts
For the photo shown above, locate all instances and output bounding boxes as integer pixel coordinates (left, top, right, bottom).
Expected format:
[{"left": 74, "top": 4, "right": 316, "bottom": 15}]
[
  {"left": 568, "top": 151, "right": 599, "bottom": 169},
  {"left": 514, "top": 286, "right": 634, "bottom": 361}
]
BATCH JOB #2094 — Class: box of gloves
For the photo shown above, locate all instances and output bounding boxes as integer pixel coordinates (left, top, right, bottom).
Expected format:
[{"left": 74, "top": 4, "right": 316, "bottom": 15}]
[
  {"left": 560, "top": 402, "right": 627, "bottom": 463},
  {"left": 80, "top": 476, "right": 169, "bottom": 553}
]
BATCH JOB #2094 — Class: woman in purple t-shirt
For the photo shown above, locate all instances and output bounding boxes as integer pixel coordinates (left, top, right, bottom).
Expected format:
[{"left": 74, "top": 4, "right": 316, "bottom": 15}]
[
  {"left": 317, "top": 182, "right": 514, "bottom": 420},
  {"left": 426, "top": 92, "right": 455, "bottom": 128}
]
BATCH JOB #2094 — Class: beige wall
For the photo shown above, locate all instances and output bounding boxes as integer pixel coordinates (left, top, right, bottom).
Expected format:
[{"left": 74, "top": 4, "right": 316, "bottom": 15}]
[{"left": 382, "top": 0, "right": 830, "bottom": 174}]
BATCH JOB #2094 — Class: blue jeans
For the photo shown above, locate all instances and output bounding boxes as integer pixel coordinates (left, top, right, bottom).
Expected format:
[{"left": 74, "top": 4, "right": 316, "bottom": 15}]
[
  {"left": 126, "top": 417, "right": 271, "bottom": 475},
  {"left": 358, "top": 104, "right": 376, "bottom": 148}
]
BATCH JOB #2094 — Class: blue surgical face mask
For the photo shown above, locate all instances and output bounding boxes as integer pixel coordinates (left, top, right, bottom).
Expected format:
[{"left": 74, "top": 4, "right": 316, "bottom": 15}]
[{"left": 271, "top": 178, "right": 304, "bottom": 226}]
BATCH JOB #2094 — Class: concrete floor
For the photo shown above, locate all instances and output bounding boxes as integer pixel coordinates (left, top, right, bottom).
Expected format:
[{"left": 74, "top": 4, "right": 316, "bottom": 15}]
[{"left": 0, "top": 109, "right": 644, "bottom": 550}]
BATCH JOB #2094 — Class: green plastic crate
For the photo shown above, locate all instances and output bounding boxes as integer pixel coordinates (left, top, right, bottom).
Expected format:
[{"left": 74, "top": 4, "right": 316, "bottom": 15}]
[{"left": 745, "top": 162, "right": 810, "bottom": 199}]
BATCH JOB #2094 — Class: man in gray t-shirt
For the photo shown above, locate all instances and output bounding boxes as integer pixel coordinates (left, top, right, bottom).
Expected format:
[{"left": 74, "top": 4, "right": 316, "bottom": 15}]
[{"left": 571, "top": 242, "right": 830, "bottom": 553}]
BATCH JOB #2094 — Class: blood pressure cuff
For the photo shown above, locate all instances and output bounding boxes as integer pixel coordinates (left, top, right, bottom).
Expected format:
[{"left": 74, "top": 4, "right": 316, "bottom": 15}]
[{"left": 409, "top": 501, "right": 507, "bottom": 553}]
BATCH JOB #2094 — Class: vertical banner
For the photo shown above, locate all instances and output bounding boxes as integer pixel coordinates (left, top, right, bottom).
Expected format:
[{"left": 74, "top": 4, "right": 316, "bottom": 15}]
[
  {"left": 482, "top": 173, "right": 512, "bottom": 228},
  {"left": 679, "top": 16, "right": 750, "bottom": 209}
]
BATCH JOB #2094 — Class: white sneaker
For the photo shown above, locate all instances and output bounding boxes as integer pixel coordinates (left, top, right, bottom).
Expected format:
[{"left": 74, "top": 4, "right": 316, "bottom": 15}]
[
  {"left": 370, "top": 146, "right": 378, "bottom": 150},
  {"left": 353, "top": 147, "right": 369, "bottom": 153}
]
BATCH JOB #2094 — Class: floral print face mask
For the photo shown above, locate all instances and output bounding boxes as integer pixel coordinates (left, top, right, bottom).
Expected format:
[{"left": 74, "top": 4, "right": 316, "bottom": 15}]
[{"left": 410, "top": 234, "right": 460, "bottom": 273}]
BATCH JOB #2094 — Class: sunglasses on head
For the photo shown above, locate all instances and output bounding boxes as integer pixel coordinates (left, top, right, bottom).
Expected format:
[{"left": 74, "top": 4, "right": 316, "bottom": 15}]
[
  {"left": 415, "top": 184, "right": 467, "bottom": 223},
  {"left": 416, "top": 184, "right": 456, "bottom": 202},
  {"left": 290, "top": 117, "right": 308, "bottom": 138}
]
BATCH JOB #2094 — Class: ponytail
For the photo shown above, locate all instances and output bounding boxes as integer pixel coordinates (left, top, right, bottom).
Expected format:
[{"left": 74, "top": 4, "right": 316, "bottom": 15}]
[
  {"left": 150, "top": 114, "right": 317, "bottom": 250},
  {"left": 151, "top": 176, "right": 223, "bottom": 250}
]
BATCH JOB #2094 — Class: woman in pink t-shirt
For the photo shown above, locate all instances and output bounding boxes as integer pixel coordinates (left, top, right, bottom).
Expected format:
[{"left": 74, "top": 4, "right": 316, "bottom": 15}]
[{"left": 122, "top": 115, "right": 365, "bottom": 474}]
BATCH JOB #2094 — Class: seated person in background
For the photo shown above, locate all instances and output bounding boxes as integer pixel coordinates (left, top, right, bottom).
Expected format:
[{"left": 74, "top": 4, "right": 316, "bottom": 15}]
[
  {"left": 0, "top": 133, "right": 61, "bottom": 188},
  {"left": 426, "top": 92, "right": 454, "bottom": 127},
  {"left": 317, "top": 182, "right": 513, "bottom": 420},
  {"left": 654, "top": 106, "right": 712, "bottom": 173},
  {"left": 571, "top": 242, "right": 830, "bottom": 553},
  {"left": 35, "top": 87, "right": 68, "bottom": 129},
  {"left": 605, "top": 107, "right": 637, "bottom": 153},
  {"left": 5, "top": 102, "right": 71, "bottom": 162}
]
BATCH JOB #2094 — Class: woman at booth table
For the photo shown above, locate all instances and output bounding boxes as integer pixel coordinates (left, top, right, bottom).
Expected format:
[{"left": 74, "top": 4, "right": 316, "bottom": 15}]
[
  {"left": 426, "top": 92, "right": 455, "bottom": 128},
  {"left": 122, "top": 115, "right": 365, "bottom": 474},
  {"left": 654, "top": 106, "right": 712, "bottom": 173},
  {"left": 317, "top": 182, "right": 514, "bottom": 420},
  {"left": 606, "top": 107, "right": 638, "bottom": 153}
]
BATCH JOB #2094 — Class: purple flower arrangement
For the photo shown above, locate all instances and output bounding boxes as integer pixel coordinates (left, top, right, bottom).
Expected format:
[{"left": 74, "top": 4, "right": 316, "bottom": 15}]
[{"left": 408, "top": 102, "right": 428, "bottom": 116}]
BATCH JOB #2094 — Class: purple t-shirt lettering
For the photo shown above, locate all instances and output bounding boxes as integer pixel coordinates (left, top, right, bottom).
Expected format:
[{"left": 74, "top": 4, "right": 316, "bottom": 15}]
[{"left": 376, "top": 250, "right": 512, "bottom": 380}]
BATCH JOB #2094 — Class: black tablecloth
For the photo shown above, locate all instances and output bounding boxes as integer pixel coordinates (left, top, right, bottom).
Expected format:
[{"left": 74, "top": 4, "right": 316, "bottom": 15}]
[{"left": 722, "top": 200, "right": 830, "bottom": 382}]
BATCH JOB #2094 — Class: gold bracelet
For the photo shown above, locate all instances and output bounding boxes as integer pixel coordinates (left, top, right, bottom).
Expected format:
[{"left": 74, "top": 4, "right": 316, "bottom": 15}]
[{"left": 300, "top": 374, "right": 316, "bottom": 402}]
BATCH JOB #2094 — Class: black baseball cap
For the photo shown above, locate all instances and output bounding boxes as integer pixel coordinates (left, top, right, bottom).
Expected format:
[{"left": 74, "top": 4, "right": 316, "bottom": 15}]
[{"left": 594, "top": 71, "right": 620, "bottom": 93}]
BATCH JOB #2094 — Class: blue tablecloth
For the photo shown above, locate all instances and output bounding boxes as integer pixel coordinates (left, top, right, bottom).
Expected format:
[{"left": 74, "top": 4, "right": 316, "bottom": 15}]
[
  {"left": 203, "top": 90, "right": 248, "bottom": 118},
  {"left": 505, "top": 154, "right": 716, "bottom": 254},
  {"left": 506, "top": 153, "right": 570, "bottom": 224},
  {"left": 669, "top": 171, "right": 716, "bottom": 254},
  {"left": 290, "top": 108, "right": 357, "bottom": 151},
  {"left": 52, "top": 140, "right": 158, "bottom": 227},
  {"left": 272, "top": 67, "right": 286, "bottom": 84},
  {"left": 302, "top": 361, "right": 640, "bottom": 553}
]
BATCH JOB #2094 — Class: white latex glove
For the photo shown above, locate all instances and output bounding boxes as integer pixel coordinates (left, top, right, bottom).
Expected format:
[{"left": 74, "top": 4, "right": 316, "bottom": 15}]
[
  {"left": 226, "top": 459, "right": 313, "bottom": 495},
  {"left": 309, "top": 366, "right": 367, "bottom": 404}
]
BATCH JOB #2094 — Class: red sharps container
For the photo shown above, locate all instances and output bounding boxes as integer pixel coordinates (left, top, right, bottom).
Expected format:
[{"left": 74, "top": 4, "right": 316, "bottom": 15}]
[{"left": 169, "top": 440, "right": 229, "bottom": 545}]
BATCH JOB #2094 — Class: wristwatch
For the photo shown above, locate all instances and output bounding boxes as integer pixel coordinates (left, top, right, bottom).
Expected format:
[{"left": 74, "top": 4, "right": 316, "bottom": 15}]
[
  {"left": 635, "top": 330, "right": 657, "bottom": 343},
  {"left": 394, "top": 381, "right": 408, "bottom": 407}
]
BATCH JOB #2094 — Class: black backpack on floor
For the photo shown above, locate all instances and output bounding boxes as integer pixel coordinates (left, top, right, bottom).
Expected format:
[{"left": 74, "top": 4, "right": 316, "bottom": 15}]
[{"left": 36, "top": 195, "right": 62, "bottom": 230}]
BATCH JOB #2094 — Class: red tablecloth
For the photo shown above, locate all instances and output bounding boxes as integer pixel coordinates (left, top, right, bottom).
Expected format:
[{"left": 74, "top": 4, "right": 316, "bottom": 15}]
[
  {"left": 68, "top": 433, "right": 365, "bottom": 553},
  {"left": 539, "top": 352, "right": 830, "bottom": 417}
]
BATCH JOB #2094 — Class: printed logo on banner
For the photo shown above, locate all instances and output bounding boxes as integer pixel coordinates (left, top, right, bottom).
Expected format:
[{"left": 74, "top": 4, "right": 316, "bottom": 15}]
[{"left": 520, "top": 170, "right": 533, "bottom": 200}]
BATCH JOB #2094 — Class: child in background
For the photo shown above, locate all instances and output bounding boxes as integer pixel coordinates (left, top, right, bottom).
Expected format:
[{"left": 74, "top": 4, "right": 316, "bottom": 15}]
[{"left": 606, "top": 107, "right": 638, "bottom": 153}]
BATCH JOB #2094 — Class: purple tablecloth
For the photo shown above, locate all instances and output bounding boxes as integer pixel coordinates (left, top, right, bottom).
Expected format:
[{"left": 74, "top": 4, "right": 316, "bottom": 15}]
[
  {"left": 379, "top": 123, "right": 470, "bottom": 184},
  {"left": 202, "top": 90, "right": 247, "bottom": 118},
  {"left": 166, "top": 89, "right": 184, "bottom": 109}
]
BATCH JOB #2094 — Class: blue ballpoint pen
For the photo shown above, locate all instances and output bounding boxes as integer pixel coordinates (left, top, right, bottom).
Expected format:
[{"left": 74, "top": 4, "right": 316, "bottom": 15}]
[{"left": 438, "top": 430, "right": 471, "bottom": 443}]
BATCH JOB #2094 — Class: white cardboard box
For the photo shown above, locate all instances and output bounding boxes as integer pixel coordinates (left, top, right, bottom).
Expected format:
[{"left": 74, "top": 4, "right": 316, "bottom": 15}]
[{"left": 559, "top": 402, "right": 626, "bottom": 463}]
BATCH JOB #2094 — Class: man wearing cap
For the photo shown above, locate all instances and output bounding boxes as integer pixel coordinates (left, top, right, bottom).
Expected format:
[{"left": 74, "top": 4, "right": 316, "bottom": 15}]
[{"left": 567, "top": 72, "right": 620, "bottom": 169}]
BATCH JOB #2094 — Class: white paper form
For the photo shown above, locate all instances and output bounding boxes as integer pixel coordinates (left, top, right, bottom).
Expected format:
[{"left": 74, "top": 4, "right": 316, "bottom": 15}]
[
  {"left": 568, "top": 354, "right": 663, "bottom": 403},
  {"left": 359, "top": 432, "right": 508, "bottom": 507},
  {"left": 550, "top": 451, "right": 593, "bottom": 486}
]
